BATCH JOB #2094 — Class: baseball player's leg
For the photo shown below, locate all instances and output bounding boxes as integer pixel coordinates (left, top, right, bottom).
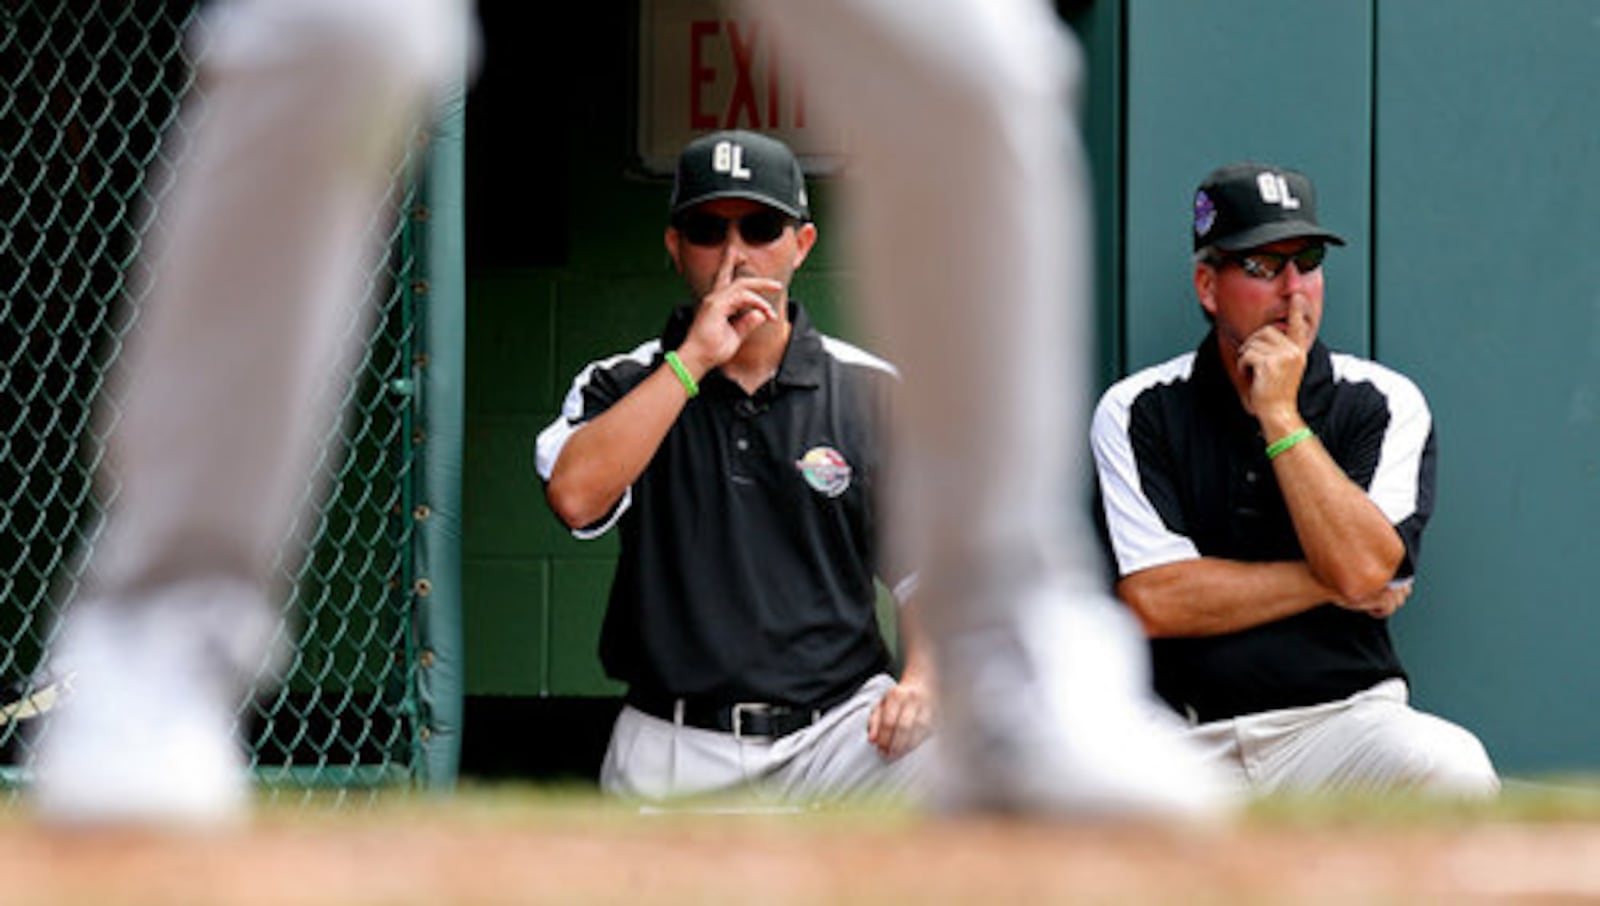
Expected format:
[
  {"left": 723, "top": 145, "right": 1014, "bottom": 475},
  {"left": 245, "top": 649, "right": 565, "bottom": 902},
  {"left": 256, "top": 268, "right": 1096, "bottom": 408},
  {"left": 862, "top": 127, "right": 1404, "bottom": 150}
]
[
  {"left": 82, "top": 0, "right": 469, "bottom": 605},
  {"left": 745, "top": 0, "right": 1230, "bottom": 817},
  {"left": 1245, "top": 680, "right": 1500, "bottom": 798},
  {"left": 30, "top": 0, "right": 474, "bottom": 825},
  {"left": 771, "top": 674, "right": 932, "bottom": 802}
]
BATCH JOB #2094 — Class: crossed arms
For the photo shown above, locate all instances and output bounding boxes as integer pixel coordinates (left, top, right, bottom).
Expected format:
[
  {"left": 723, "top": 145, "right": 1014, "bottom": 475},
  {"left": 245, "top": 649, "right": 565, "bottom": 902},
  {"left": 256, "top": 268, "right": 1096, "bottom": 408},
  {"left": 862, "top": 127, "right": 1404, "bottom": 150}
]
[{"left": 1100, "top": 310, "right": 1415, "bottom": 640}]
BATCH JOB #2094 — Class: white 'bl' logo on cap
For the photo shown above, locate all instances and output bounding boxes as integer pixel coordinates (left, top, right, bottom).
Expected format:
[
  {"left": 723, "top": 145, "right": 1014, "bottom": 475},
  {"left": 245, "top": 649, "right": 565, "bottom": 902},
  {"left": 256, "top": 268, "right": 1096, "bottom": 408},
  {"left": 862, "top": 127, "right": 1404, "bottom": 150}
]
[
  {"left": 1256, "top": 172, "right": 1301, "bottom": 210},
  {"left": 713, "top": 141, "right": 753, "bottom": 181}
]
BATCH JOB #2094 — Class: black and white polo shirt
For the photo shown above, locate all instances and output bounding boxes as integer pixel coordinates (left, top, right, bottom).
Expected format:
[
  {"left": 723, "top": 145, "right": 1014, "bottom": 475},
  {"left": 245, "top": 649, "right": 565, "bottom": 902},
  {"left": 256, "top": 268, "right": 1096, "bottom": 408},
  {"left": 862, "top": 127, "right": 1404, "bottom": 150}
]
[
  {"left": 1091, "top": 331, "right": 1437, "bottom": 722},
  {"left": 535, "top": 302, "right": 906, "bottom": 707}
]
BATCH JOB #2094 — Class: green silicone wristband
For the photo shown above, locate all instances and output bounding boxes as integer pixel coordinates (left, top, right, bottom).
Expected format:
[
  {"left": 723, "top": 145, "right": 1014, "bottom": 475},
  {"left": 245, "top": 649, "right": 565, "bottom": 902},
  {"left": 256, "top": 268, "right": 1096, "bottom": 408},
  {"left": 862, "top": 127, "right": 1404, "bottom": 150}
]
[
  {"left": 664, "top": 350, "right": 698, "bottom": 399},
  {"left": 1266, "top": 426, "right": 1314, "bottom": 460}
]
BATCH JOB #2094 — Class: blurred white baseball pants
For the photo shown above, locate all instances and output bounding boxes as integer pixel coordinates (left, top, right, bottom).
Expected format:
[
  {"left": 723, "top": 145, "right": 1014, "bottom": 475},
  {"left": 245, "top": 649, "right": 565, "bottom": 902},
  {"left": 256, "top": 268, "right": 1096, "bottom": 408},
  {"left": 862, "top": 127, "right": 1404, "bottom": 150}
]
[
  {"left": 743, "top": 0, "right": 1097, "bottom": 631},
  {"left": 746, "top": 0, "right": 1229, "bottom": 815},
  {"left": 31, "top": 0, "right": 474, "bottom": 823},
  {"left": 86, "top": 0, "right": 471, "bottom": 604}
]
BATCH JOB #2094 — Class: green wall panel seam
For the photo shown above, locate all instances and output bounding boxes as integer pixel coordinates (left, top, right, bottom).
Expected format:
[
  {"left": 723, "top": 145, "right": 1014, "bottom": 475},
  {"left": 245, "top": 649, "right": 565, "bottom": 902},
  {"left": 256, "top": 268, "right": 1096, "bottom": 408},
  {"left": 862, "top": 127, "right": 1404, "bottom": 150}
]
[{"left": 1367, "top": 0, "right": 1381, "bottom": 360}]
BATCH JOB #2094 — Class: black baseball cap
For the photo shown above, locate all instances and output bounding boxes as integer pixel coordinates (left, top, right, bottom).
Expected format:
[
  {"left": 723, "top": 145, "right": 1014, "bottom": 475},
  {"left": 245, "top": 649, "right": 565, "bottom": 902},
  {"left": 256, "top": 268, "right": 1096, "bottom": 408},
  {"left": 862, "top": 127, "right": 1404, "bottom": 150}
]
[
  {"left": 1192, "top": 161, "right": 1345, "bottom": 251},
  {"left": 669, "top": 130, "right": 810, "bottom": 221}
]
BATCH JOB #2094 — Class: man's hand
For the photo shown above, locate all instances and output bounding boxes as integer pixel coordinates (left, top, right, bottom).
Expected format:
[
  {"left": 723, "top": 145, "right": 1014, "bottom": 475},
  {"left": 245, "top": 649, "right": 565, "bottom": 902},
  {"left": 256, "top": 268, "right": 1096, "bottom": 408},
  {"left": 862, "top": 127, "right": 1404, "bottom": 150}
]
[
  {"left": 677, "top": 244, "right": 781, "bottom": 372},
  {"left": 1237, "top": 294, "right": 1314, "bottom": 421},
  {"left": 866, "top": 675, "right": 934, "bottom": 761},
  {"left": 1339, "top": 578, "right": 1413, "bottom": 619}
]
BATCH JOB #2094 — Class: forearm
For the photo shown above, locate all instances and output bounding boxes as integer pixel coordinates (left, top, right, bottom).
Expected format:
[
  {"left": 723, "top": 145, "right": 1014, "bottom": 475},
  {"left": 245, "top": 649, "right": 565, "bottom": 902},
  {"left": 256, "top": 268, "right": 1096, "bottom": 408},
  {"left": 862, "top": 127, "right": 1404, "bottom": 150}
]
[
  {"left": 1116, "top": 557, "right": 1337, "bottom": 638},
  {"left": 867, "top": 597, "right": 937, "bottom": 759},
  {"left": 894, "top": 599, "right": 934, "bottom": 689},
  {"left": 1259, "top": 413, "right": 1405, "bottom": 599},
  {"left": 545, "top": 359, "right": 703, "bottom": 528}
]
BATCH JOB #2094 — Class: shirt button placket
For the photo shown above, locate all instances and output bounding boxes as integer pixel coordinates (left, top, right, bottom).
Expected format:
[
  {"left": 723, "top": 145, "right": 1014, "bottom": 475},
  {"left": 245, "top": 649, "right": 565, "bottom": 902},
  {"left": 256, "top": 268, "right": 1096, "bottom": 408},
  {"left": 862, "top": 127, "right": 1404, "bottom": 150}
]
[{"left": 729, "top": 421, "right": 753, "bottom": 485}]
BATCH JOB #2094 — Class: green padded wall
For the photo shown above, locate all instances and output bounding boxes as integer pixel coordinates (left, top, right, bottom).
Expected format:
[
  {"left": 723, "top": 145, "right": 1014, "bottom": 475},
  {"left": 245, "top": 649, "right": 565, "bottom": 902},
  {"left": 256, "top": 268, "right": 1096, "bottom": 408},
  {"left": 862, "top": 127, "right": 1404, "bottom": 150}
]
[
  {"left": 1375, "top": 0, "right": 1600, "bottom": 774},
  {"left": 1124, "top": 0, "right": 1373, "bottom": 368},
  {"left": 1124, "top": 0, "right": 1600, "bottom": 775}
]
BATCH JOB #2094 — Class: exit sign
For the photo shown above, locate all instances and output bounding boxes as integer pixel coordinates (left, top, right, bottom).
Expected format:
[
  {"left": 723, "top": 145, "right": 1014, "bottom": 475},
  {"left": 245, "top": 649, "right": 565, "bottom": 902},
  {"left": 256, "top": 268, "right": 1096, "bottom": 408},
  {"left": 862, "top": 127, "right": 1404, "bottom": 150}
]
[{"left": 636, "top": 0, "right": 848, "bottom": 174}]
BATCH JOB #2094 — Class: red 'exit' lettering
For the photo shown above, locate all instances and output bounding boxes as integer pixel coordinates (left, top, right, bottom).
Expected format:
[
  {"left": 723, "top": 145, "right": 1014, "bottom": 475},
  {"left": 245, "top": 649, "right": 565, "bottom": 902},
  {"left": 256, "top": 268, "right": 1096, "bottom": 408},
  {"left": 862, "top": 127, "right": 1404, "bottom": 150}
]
[{"left": 687, "top": 19, "right": 806, "bottom": 131}]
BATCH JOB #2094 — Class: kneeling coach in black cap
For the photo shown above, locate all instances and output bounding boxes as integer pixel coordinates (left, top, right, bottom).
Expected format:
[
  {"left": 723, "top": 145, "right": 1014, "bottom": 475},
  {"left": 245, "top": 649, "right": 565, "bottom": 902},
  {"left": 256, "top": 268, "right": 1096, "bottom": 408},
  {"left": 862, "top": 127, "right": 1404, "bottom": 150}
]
[
  {"left": 536, "top": 130, "right": 933, "bottom": 804},
  {"left": 1090, "top": 160, "right": 1499, "bottom": 797}
]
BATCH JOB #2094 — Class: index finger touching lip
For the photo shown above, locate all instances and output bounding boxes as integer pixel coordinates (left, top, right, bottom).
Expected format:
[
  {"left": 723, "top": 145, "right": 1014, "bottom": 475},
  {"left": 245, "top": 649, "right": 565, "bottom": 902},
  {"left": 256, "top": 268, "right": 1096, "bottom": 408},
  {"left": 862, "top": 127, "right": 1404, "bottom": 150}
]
[
  {"left": 714, "top": 243, "right": 738, "bottom": 288},
  {"left": 1286, "top": 294, "right": 1313, "bottom": 344}
]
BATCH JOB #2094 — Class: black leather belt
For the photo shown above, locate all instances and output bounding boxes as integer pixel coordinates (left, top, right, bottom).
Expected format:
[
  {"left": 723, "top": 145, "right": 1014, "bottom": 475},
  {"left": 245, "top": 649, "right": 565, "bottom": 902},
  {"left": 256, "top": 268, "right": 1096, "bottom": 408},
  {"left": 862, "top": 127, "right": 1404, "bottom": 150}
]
[{"left": 625, "top": 686, "right": 856, "bottom": 741}]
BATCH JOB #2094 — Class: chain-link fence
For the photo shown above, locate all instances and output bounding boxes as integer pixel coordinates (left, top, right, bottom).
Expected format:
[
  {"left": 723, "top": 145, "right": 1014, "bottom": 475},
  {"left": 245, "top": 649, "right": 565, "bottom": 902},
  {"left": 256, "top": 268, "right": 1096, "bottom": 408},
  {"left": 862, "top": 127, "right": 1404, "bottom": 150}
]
[{"left": 1, "top": 0, "right": 439, "bottom": 800}]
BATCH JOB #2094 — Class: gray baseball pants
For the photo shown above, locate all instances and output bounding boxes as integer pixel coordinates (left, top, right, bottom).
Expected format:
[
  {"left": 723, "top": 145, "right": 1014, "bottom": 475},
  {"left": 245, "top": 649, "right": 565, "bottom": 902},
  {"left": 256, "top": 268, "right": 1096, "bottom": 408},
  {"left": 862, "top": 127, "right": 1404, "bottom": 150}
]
[
  {"left": 1182, "top": 679, "right": 1499, "bottom": 797},
  {"left": 601, "top": 674, "right": 931, "bottom": 805}
]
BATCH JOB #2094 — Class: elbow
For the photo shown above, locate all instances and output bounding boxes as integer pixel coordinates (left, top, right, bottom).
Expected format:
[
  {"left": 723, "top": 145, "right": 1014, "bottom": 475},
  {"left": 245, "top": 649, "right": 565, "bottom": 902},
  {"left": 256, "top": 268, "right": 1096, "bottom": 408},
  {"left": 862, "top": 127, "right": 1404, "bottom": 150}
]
[
  {"left": 1133, "top": 606, "right": 1184, "bottom": 639},
  {"left": 1328, "top": 567, "right": 1396, "bottom": 605},
  {"left": 544, "top": 448, "right": 627, "bottom": 531},
  {"left": 1114, "top": 580, "right": 1176, "bottom": 639},
  {"left": 1322, "top": 548, "right": 1406, "bottom": 604},
  {"left": 545, "top": 477, "right": 599, "bottom": 531}
]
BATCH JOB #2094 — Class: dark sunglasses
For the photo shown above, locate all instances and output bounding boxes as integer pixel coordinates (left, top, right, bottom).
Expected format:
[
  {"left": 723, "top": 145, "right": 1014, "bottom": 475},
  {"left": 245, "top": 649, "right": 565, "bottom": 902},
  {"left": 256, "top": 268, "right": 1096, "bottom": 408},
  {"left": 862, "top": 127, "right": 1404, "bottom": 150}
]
[
  {"left": 1208, "top": 244, "right": 1327, "bottom": 280},
  {"left": 674, "top": 209, "right": 795, "bottom": 247}
]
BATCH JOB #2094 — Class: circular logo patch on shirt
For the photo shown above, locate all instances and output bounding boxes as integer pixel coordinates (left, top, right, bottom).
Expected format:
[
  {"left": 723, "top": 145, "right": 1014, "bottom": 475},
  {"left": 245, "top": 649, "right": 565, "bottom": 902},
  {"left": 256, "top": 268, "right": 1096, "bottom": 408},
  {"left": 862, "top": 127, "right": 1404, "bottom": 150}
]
[
  {"left": 1194, "top": 190, "right": 1217, "bottom": 238},
  {"left": 795, "top": 446, "right": 852, "bottom": 498}
]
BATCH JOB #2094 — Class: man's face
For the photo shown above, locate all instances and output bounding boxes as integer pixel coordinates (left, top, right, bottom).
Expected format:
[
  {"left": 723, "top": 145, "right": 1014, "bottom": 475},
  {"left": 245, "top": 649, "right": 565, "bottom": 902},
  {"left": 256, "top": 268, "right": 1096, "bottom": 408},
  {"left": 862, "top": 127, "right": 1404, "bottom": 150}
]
[
  {"left": 1195, "top": 238, "right": 1326, "bottom": 353},
  {"left": 664, "top": 197, "right": 816, "bottom": 307}
]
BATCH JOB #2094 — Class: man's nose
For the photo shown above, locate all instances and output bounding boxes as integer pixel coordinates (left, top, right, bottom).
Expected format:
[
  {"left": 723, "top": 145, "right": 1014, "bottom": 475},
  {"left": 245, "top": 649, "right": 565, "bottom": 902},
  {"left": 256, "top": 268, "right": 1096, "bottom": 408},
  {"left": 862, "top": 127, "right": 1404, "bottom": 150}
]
[
  {"left": 726, "top": 223, "right": 758, "bottom": 252},
  {"left": 1279, "top": 259, "right": 1311, "bottom": 289},
  {"left": 720, "top": 237, "right": 750, "bottom": 272}
]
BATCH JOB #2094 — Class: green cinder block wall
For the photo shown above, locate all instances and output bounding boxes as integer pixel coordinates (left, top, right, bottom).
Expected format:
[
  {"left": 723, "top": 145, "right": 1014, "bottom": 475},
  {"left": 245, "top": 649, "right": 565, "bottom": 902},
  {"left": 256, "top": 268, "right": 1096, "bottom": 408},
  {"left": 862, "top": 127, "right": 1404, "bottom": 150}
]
[
  {"left": 461, "top": 2, "right": 857, "bottom": 702},
  {"left": 462, "top": 2, "right": 1109, "bottom": 706}
]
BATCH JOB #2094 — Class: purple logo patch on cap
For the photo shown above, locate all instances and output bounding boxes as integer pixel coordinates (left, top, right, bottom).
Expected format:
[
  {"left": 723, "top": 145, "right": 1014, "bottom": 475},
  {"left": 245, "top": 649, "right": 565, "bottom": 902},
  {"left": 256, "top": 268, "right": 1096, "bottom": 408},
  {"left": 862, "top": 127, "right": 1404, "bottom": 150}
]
[{"left": 1194, "top": 191, "right": 1217, "bottom": 237}]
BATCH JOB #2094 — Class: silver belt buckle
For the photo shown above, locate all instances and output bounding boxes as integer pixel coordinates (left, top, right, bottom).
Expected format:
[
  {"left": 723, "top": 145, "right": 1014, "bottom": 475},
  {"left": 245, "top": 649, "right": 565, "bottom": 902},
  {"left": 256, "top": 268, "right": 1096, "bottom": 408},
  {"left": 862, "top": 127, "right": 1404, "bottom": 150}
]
[{"left": 730, "top": 702, "right": 772, "bottom": 740}]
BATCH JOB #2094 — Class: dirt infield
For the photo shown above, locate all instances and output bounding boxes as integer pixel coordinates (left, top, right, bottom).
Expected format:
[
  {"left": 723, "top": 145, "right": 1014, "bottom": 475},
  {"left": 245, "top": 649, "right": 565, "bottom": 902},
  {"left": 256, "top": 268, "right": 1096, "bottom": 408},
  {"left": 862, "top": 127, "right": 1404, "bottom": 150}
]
[{"left": 5, "top": 789, "right": 1600, "bottom": 904}]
